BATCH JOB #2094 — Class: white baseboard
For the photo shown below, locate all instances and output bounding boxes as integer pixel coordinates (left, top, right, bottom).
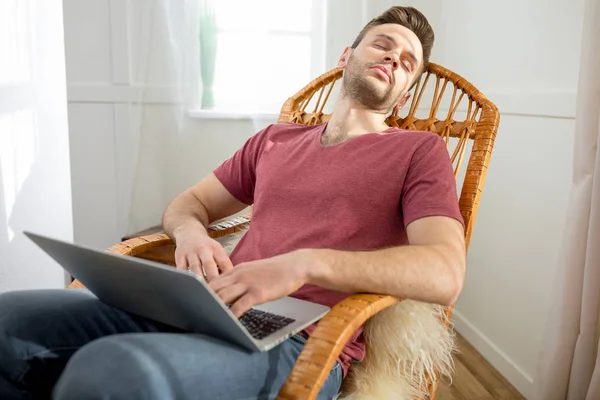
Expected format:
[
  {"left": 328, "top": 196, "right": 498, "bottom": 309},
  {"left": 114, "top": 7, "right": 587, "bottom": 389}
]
[{"left": 452, "top": 310, "right": 534, "bottom": 399}]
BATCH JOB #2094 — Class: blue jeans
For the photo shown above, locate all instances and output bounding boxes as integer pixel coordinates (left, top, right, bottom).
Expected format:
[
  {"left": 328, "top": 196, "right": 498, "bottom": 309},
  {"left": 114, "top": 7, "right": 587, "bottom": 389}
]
[{"left": 0, "top": 289, "right": 342, "bottom": 399}]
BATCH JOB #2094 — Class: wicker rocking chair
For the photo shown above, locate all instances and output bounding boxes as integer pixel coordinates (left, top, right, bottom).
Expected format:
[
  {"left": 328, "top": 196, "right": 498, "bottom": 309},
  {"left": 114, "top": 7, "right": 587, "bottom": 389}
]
[{"left": 69, "top": 63, "right": 500, "bottom": 399}]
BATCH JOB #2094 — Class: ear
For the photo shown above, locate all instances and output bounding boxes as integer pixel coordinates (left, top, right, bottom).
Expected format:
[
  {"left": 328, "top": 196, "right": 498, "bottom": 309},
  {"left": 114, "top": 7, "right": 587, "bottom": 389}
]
[
  {"left": 393, "top": 92, "right": 411, "bottom": 113},
  {"left": 337, "top": 47, "right": 353, "bottom": 69}
]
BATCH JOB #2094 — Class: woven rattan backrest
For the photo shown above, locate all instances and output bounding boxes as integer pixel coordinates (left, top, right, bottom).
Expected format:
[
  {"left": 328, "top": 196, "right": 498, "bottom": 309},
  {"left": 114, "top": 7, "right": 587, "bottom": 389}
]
[{"left": 278, "top": 63, "right": 500, "bottom": 249}]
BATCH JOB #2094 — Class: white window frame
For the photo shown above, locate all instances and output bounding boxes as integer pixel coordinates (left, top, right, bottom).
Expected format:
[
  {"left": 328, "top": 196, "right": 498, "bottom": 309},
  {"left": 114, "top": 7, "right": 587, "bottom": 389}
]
[{"left": 190, "top": 0, "right": 327, "bottom": 119}]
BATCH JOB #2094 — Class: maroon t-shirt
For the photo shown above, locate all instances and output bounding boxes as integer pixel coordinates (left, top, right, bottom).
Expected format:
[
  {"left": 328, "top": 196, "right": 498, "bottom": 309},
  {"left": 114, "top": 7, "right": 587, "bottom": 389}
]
[{"left": 213, "top": 122, "right": 464, "bottom": 376}]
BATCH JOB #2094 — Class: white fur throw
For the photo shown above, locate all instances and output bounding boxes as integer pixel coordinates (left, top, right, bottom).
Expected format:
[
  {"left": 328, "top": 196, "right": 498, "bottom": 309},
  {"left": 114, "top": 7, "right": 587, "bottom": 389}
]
[
  {"left": 338, "top": 301, "right": 455, "bottom": 399},
  {"left": 217, "top": 230, "right": 456, "bottom": 400}
]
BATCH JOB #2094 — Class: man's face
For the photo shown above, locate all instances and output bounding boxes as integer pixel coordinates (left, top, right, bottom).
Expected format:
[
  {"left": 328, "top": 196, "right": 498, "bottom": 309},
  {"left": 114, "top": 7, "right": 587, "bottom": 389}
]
[{"left": 340, "top": 24, "right": 423, "bottom": 112}]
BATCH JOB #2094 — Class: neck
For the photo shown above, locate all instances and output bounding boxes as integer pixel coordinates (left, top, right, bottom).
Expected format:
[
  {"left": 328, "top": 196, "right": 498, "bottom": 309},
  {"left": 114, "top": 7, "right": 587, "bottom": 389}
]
[{"left": 322, "top": 92, "right": 390, "bottom": 146}]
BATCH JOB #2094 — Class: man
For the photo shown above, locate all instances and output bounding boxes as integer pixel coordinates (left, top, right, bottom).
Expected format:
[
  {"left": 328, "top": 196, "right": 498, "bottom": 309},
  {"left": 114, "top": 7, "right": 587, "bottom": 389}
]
[{"left": 0, "top": 6, "right": 465, "bottom": 400}]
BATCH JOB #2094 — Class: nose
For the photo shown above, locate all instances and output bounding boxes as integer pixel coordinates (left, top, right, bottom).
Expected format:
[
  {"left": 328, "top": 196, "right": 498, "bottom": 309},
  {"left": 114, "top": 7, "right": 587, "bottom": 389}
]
[{"left": 384, "top": 53, "right": 400, "bottom": 71}]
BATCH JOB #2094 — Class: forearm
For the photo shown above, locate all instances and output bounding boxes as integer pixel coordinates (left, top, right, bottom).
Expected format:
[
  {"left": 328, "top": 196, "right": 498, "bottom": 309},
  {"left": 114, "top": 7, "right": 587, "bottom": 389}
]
[
  {"left": 162, "top": 191, "right": 210, "bottom": 241},
  {"left": 303, "top": 244, "right": 464, "bottom": 306}
]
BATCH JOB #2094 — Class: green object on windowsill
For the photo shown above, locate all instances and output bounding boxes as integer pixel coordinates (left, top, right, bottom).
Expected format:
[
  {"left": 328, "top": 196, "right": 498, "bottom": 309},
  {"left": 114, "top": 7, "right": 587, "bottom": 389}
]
[{"left": 199, "top": 0, "right": 217, "bottom": 109}]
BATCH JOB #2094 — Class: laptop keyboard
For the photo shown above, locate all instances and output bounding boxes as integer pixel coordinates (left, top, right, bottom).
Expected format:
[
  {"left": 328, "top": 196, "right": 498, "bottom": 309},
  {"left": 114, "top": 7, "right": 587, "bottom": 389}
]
[{"left": 239, "top": 309, "right": 296, "bottom": 340}]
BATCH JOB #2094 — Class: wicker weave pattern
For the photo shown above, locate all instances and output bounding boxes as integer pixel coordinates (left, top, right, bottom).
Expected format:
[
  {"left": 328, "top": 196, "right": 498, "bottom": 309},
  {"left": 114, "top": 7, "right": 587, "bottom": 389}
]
[
  {"left": 69, "top": 63, "right": 499, "bottom": 400},
  {"left": 276, "top": 63, "right": 499, "bottom": 399},
  {"left": 279, "top": 63, "right": 498, "bottom": 250}
]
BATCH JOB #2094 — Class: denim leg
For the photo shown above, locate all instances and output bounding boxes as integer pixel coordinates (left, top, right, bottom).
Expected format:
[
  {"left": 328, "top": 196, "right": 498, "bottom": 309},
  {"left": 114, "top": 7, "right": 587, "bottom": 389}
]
[
  {"left": 0, "top": 289, "right": 180, "bottom": 399},
  {"left": 53, "top": 333, "right": 342, "bottom": 400}
]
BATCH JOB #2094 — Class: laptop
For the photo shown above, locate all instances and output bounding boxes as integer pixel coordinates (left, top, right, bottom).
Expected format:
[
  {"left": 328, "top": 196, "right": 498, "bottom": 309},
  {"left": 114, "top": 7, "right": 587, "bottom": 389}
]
[{"left": 24, "top": 231, "right": 330, "bottom": 352}]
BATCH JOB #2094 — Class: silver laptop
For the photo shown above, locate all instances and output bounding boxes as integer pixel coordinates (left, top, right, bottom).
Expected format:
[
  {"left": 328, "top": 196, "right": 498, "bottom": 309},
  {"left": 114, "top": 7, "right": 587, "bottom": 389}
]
[{"left": 24, "top": 231, "right": 330, "bottom": 352}]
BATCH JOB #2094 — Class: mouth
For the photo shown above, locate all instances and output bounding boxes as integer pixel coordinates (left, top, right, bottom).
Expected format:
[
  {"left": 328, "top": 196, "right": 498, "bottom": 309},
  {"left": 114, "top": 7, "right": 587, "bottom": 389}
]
[{"left": 370, "top": 65, "right": 391, "bottom": 84}]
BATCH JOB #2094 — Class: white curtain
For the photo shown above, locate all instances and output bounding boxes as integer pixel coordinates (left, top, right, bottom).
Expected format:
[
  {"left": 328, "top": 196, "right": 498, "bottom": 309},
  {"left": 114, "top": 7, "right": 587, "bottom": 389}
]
[
  {"left": 124, "top": 0, "right": 373, "bottom": 234},
  {"left": 532, "top": 0, "right": 600, "bottom": 398},
  {"left": 125, "top": 0, "right": 346, "bottom": 235},
  {"left": 125, "top": 0, "right": 201, "bottom": 234}
]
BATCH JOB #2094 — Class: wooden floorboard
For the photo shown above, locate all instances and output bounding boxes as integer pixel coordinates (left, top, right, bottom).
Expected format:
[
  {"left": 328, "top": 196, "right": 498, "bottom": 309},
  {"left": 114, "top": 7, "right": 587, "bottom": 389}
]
[{"left": 437, "top": 334, "right": 526, "bottom": 400}]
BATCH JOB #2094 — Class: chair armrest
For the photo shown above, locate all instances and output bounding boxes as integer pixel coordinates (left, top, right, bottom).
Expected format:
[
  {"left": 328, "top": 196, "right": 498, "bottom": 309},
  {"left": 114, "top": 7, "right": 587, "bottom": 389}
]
[
  {"left": 68, "top": 213, "right": 251, "bottom": 289},
  {"left": 277, "top": 294, "right": 401, "bottom": 400},
  {"left": 68, "top": 233, "right": 176, "bottom": 290},
  {"left": 107, "top": 234, "right": 174, "bottom": 256}
]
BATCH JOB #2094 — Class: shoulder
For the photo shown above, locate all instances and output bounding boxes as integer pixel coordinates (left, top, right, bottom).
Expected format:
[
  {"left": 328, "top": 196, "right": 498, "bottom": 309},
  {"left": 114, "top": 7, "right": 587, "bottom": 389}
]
[
  {"left": 262, "top": 122, "right": 322, "bottom": 136},
  {"left": 385, "top": 128, "right": 441, "bottom": 143},
  {"left": 251, "top": 122, "right": 322, "bottom": 145},
  {"left": 384, "top": 129, "right": 447, "bottom": 154},
  {"left": 382, "top": 129, "right": 452, "bottom": 173}
]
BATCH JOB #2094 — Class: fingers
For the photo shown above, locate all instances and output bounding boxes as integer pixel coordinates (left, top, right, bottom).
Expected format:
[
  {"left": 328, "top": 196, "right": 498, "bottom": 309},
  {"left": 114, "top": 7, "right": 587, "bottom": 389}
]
[
  {"left": 174, "top": 237, "right": 233, "bottom": 282},
  {"left": 209, "top": 270, "right": 235, "bottom": 292},
  {"left": 176, "top": 250, "right": 231, "bottom": 284},
  {"left": 229, "top": 291, "right": 258, "bottom": 318},
  {"left": 186, "top": 254, "right": 204, "bottom": 276},
  {"left": 174, "top": 250, "right": 188, "bottom": 271},
  {"left": 214, "top": 283, "right": 247, "bottom": 306},
  {"left": 213, "top": 248, "right": 234, "bottom": 273},
  {"left": 209, "top": 270, "right": 255, "bottom": 317},
  {"left": 200, "top": 252, "right": 219, "bottom": 282}
]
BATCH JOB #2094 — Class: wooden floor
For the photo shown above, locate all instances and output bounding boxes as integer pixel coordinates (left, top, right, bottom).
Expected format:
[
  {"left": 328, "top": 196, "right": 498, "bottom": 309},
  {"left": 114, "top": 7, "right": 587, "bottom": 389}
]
[{"left": 436, "top": 334, "right": 526, "bottom": 400}]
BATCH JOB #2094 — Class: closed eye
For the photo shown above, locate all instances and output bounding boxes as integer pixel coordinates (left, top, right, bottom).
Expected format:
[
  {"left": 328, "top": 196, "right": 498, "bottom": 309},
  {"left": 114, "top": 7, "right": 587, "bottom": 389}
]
[{"left": 401, "top": 57, "right": 414, "bottom": 72}]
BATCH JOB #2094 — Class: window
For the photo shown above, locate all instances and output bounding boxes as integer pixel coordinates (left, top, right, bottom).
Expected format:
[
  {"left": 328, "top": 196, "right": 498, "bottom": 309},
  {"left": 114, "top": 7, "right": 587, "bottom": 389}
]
[{"left": 199, "top": 0, "right": 325, "bottom": 114}]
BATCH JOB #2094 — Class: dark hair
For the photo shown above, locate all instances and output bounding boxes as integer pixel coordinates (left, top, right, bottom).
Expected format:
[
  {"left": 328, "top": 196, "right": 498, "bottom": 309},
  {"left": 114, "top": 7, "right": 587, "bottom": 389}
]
[{"left": 351, "top": 6, "right": 434, "bottom": 72}]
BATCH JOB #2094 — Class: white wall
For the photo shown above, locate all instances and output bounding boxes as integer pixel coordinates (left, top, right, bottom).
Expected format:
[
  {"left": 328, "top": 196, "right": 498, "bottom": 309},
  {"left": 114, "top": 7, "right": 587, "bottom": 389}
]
[
  {"left": 0, "top": 0, "right": 73, "bottom": 292},
  {"left": 63, "top": 0, "right": 273, "bottom": 249},
  {"left": 434, "top": 1, "right": 584, "bottom": 398},
  {"left": 62, "top": 0, "right": 584, "bottom": 397}
]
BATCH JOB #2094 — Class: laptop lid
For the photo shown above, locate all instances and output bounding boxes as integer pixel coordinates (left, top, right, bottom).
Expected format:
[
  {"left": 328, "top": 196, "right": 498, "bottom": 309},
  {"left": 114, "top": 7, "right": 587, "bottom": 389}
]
[
  {"left": 24, "top": 231, "right": 263, "bottom": 350},
  {"left": 23, "top": 231, "right": 330, "bottom": 352}
]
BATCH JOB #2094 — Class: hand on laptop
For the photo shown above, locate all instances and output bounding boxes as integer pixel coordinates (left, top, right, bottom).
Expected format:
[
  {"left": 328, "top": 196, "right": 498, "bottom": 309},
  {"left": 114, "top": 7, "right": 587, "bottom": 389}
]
[
  {"left": 209, "top": 250, "right": 312, "bottom": 318},
  {"left": 174, "top": 232, "right": 233, "bottom": 282}
]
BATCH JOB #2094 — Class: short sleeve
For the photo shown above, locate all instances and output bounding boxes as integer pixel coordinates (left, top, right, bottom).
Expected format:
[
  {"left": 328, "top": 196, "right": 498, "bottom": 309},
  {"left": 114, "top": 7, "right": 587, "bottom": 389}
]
[
  {"left": 212, "top": 126, "right": 272, "bottom": 205},
  {"left": 401, "top": 134, "right": 465, "bottom": 228}
]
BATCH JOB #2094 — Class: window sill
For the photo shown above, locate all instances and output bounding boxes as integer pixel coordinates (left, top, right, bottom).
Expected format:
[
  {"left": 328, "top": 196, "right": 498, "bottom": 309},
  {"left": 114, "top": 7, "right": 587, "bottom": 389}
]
[{"left": 187, "top": 109, "right": 280, "bottom": 121}]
